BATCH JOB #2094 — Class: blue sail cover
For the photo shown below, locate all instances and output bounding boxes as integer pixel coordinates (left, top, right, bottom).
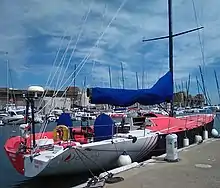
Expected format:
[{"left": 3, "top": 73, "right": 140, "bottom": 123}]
[
  {"left": 57, "top": 113, "right": 73, "bottom": 128},
  {"left": 90, "top": 71, "right": 173, "bottom": 107},
  {"left": 94, "top": 113, "right": 115, "bottom": 142}
]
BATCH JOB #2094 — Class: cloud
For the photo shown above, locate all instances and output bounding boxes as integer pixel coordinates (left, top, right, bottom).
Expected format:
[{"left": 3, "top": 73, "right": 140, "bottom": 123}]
[{"left": 0, "top": 0, "right": 220, "bottom": 103}]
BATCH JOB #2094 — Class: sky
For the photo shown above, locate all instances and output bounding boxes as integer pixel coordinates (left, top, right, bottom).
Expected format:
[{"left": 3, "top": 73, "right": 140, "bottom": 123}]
[{"left": 0, "top": 0, "right": 220, "bottom": 104}]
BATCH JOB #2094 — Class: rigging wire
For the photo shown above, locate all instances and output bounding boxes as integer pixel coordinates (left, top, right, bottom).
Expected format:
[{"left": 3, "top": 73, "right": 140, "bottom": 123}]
[
  {"left": 53, "top": 40, "right": 70, "bottom": 92},
  {"left": 53, "top": 2, "right": 93, "bottom": 110},
  {"left": 191, "top": 0, "right": 205, "bottom": 68},
  {"left": 38, "top": 3, "right": 92, "bottom": 111},
  {"left": 91, "top": 3, "right": 108, "bottom": 87},
  {"left": 75, "top": 147, "right": 111, "bottom": 175},
  {"left": 58, "top": 0, "right": 93, "bottom": 90},
  {"left": 74, "top": 149, "right": 96, "bottom": 177},
  {"left": 191, "top": 0, "right": 211, "bottom": 104},
  {"left": 37, "top": 0, "right": 129, "bottom": 138},
  {"left": 37, "top": 0, "right": 128, "bottom": 115},
  {"left": 8, "top": 62, "right": 16, "bottom": 104},
  {"left": 38, "top": 31, "right": 68, "bottom": 109},
  {"left": 74, "top": 148, "right": 111, "bottom": 187},
  {"left": 44, "top": 31, "right": 67, "bottom": 89}
]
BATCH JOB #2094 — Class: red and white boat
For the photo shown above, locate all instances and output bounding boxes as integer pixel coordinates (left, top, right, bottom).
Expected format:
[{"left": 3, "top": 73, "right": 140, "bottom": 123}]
[
  {"left": 4, "top": 70, "right": 173, "bottom": 178},
  {"left": 4, "top": 68, "right": 215, "bottom": 179},
  {"left": 4, "top": 86, "right": 159, "bottom": 177},
  {"left": 4, "top": 103, "right": 214, "bottom": 178},
  {"left": 4, "top": 115, "right": 158, "bottom": 177},
  {"left": 4, "top": 2, "right": 216, "bottom": 175}
]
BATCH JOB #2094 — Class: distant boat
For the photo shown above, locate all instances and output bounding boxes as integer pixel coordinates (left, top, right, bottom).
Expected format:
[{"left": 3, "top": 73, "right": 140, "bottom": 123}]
[{"left": 2, "top": 109, "right": 25, "bottom": 124}]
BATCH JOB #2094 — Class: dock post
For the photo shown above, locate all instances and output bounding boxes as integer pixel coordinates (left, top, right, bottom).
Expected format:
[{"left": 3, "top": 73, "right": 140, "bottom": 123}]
[{"left": 165, "top": 134, "right": 179, "bottom": 162}]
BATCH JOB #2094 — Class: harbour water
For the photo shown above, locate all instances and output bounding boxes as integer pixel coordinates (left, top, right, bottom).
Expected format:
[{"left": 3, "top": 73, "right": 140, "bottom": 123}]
[{"left": 0, "top": 121, "right": 93, "bottom": 188}]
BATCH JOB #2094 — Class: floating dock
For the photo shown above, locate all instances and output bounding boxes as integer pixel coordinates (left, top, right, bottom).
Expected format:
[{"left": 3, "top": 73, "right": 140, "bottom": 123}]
[{"left": 105, "top": 138, "right": 220, "bottom": 188}]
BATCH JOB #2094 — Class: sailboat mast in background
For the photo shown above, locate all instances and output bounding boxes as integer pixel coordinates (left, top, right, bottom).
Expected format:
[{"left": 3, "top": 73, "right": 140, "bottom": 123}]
[
  {"left": 214, "top": 69, "right": 220, "bottom": 103},
  {"left": 142, "top": 69, "right": 145, "bottom": 89},
  {"left": 120, "top": 62, "right": 125, "bottom": 89},
  {"left": 199, "top": 65, "right": 208, "bottom": 104},
  {"left": 136, "top": 72, "right": 139, "bottom": 89},
  {"left": 108, "top": 66, "right": 112, "bottom": 88},
  {"left": 5, "top": 52, "right": 9, "bottom": 105},
  {"left": 186, "top": 74, "right": 191, "bottom": 107}
]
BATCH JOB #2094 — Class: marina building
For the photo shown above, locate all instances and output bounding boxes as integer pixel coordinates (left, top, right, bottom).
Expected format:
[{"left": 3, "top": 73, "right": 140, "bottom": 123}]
[{"left": 0, "top": 86, "right": 80, "bottom": 110}]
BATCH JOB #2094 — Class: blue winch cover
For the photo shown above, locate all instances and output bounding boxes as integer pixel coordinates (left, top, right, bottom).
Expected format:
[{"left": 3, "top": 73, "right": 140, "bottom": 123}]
[
  {"left": 94, "top": 113, "right": 115, "bottom": 142},
  {"left": 90, "top": 71, "right": 173, "bottom": 107},
  {"left": 57, "top": 113, "right": 73, "bottom": 128}
]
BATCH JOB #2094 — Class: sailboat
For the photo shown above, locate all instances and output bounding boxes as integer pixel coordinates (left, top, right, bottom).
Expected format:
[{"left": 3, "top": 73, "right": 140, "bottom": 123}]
[
  {"left": 4, "top": 0, "right": 214, "bottom": 178},
  {"left": 1, "top": 55, "right": 26, "bottom": 125},
  {"left": 4, "top": 76, "right": 172, "bottom": 177}
]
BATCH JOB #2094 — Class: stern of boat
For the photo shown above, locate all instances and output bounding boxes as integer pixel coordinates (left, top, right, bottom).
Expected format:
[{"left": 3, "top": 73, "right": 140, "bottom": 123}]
[
  {"left": 4, "top": 134, "right": 54, "bottom": 177},
  {"left": 4, "top": 136, "right": 25, "bottom": 175},
  {"left": 23, "top": 153, "right": 51, "bottom": 177}
]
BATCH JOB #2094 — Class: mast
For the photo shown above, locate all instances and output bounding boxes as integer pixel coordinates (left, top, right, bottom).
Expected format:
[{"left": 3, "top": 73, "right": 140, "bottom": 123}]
[
  {"left": 142, "top": 69, "right": 145, "bottom": 89},
  {"left": 178, "top": 84, "right": 181, "bottom": 92},
  {"left": 6, "top": 52, "right": 9, "bottom": 106},
  {"left": 199, "top": 65, "right": 207, "bottom": 104},
  {"left": 175, "top": 82, "right": 178, "bottom": 93},
  {"left": 136, "top": 72, "right": 139, "bottom": 89},
  {"left": 84, "top": 76, "right": 86, "bottom": 108},
  {"left": 168, "top": 0, "right": 174, "bottom": 116},
  {"left": 142, "top": 0, "right": 203, "bottom": 114},
  {"left": 73, "top": 64, "right": 76, "bottom": 88},
  {"left": 30, "top": 98, "right": 36, "bottom": 148},
  {"left": 8, "top": 63, "right": 16, "bottom": 105},
  {"left": 214, "top": 70, "right": 220, "bottom": 103},
  {"left": 196, "top": 76, "right": 200, "bottom": 94},
  {"left": 117, "top": 75, "right": 120, "bottom": 88},
  {"left": 120, "top": 62, "right": 125, "bottom": 89},
  {"left": 108, "top": 66, "right": 112, "bottom": 88},
  {"left": 196, "top": 76, "right": 200, "bottom": 106},
  {"left": 186, "top": 74, "right": 191, "bottom": 106},
  {"left": 73, "top": 64, "right": 77, "bottom": 107},
  {"left": 181, "top": 81, "right": 186, "bottom": 107},
  {"left": 145, "top": 72, "right": 148, "bottom": 88},
  {"left": 108, "top": 66, "right": 112, "bottom": 110},
  {"left": 136, "top": 72, "right": 140, "bottom": 109},
  {"left": 196, "top": 75, "right": 207, "bottom": 106}
]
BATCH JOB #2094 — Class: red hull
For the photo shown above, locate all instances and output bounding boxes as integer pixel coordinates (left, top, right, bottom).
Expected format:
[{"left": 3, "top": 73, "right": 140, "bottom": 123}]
[
  {"left": 148, "top": 114, "right": 214, "bottom": 133},
  {"left": 4, "top": 127, "right": 88, "bottom": 175},
  {"left": 4, "top": 136, "right": 25, "bottom": 175}
]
